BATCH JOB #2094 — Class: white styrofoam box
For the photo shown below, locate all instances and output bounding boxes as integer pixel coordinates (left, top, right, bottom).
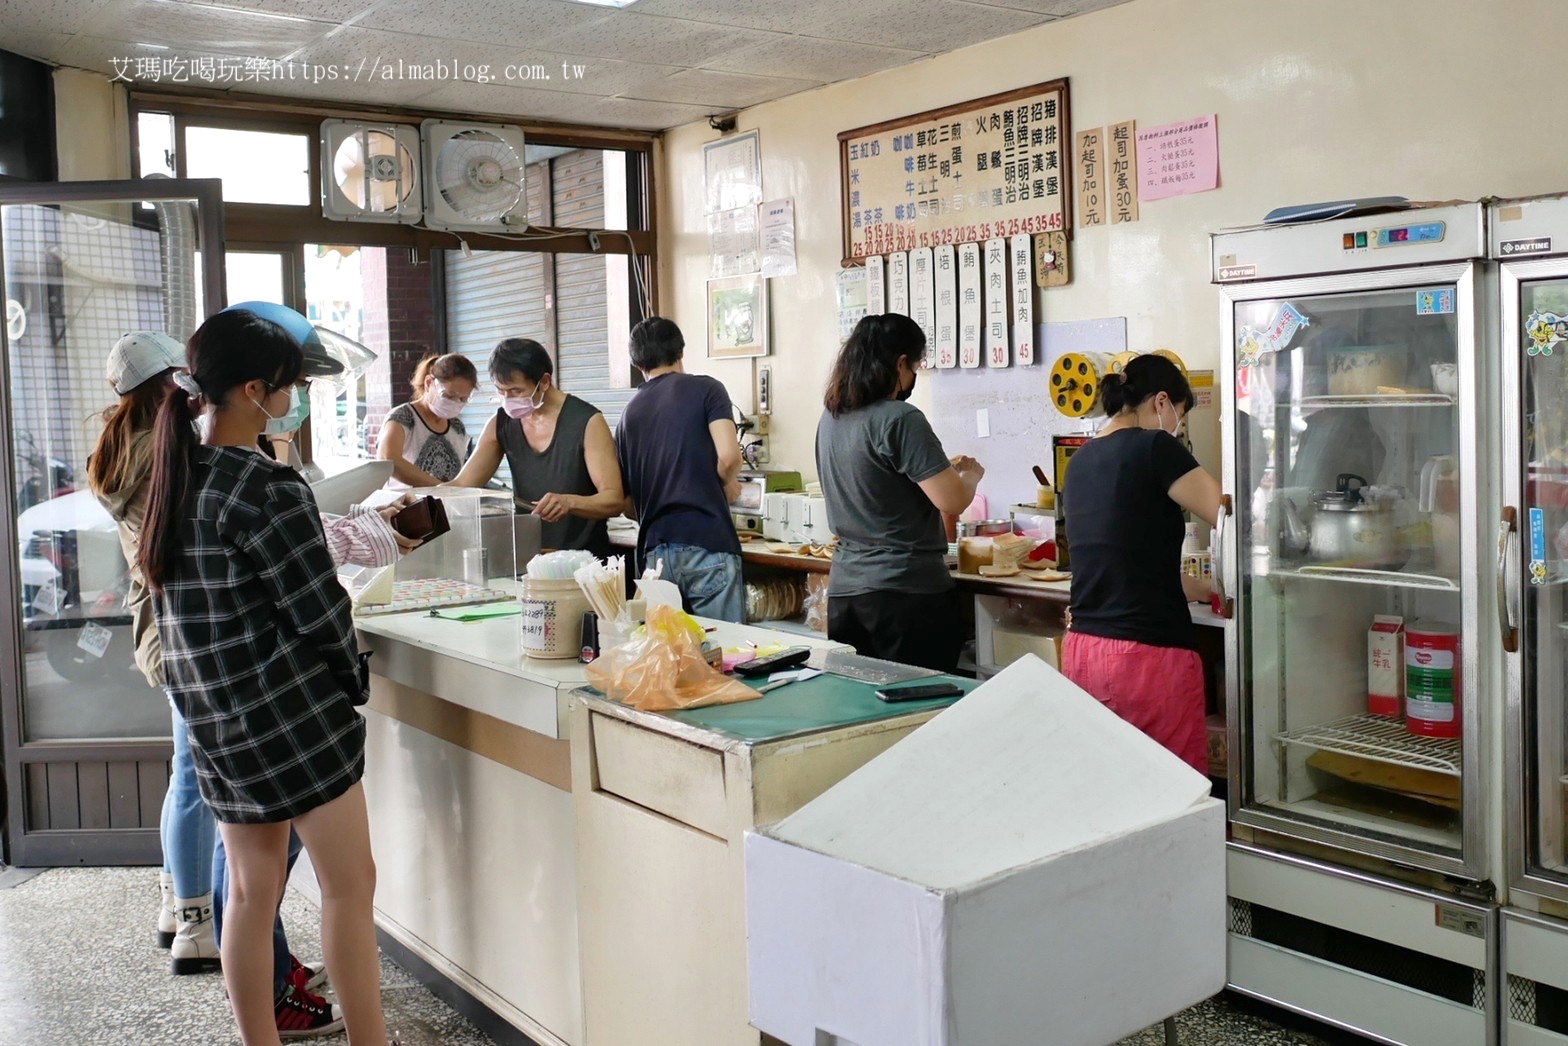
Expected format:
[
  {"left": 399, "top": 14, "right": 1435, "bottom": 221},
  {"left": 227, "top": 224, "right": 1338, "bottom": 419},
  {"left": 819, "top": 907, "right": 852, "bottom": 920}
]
[{"left": 745, "top": 656, "right": 1226, "bottom": 1046}]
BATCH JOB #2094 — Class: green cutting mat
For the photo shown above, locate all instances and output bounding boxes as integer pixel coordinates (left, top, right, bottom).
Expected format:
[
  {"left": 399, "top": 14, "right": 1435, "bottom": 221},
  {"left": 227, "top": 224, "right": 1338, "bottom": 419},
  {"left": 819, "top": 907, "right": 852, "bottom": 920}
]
[{"left": 663, "top": 672, "right": 977, "bottom": 743}]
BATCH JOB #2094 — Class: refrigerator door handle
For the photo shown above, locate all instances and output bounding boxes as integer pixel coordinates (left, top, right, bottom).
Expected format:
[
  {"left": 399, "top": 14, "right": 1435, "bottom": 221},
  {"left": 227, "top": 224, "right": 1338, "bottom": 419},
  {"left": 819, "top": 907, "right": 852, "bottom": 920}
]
[
  {"left": 1499, "top": 506, "right": 1520, "bottom": 653},
  {"left": 1213, "top": 494, "right": 1234, "bottom": 619}
]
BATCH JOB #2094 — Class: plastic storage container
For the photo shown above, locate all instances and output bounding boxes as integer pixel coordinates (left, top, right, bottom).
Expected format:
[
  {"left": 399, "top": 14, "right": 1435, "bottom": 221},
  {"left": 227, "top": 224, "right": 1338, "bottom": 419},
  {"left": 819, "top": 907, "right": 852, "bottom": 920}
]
[{"left": 522, "top": 577, "right": 592, "bottom": 659}]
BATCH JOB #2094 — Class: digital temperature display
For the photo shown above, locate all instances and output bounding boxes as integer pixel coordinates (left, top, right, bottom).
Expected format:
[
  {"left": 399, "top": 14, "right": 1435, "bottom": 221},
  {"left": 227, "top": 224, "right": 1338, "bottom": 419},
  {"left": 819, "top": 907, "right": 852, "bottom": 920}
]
[{"left": 1375, "top": 222, "right": 1445, "bottom": 247}]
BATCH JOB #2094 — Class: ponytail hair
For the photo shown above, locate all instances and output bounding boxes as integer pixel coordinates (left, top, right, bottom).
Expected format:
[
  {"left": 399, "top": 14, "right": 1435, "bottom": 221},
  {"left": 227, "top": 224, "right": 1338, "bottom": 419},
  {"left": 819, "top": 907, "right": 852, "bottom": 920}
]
[
  {"left": 139, "top": 310, "right": 304, "bottom": 591},
  {"left": 87, "top": 377, "right": 170, "bottom": 500},
  {"left": 1100, "top": 353, "right": 1193, "bottom": 417},
  {"left": 823, "top": 313, "right": 926, "bottom": 416},
  {"left": 410, "top": 351, "right": 478, "bottom": 398}
]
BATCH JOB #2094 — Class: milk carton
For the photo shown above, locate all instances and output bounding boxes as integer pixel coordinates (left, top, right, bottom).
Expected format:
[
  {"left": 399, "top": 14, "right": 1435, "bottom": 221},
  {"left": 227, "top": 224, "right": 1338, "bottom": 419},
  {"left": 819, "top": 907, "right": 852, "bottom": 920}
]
[{"left": 1368, "top": 614, "right": 1404, "bottom": 717}]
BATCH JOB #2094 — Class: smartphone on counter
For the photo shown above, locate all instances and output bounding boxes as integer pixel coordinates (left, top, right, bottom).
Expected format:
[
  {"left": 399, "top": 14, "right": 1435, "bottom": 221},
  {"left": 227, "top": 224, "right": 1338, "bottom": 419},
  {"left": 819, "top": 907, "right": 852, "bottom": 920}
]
[{"left": 874, "top": 681, "right": 966, "bottom": 703}]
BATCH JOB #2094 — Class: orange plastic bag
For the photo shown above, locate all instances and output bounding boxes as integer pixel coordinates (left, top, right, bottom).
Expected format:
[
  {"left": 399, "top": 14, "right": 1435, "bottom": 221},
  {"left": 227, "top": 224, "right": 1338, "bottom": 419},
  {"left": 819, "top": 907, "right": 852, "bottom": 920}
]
[{"left": 585, "top": 604, "right": 762, "bottom": 711}]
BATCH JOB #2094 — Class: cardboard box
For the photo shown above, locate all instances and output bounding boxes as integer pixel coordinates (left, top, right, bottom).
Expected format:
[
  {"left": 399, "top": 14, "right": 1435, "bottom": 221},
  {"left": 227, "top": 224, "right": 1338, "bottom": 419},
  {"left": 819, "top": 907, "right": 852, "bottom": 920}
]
[{"left": 745, "top": 656, "right": 1226, "bottom": 1046}]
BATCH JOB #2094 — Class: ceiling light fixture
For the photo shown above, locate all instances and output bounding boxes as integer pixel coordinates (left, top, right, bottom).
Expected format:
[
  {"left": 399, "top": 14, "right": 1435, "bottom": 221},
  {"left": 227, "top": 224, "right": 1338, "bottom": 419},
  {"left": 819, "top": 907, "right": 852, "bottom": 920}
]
[{"left": 560, "top": 0, "right": 640, "bottom": 7}]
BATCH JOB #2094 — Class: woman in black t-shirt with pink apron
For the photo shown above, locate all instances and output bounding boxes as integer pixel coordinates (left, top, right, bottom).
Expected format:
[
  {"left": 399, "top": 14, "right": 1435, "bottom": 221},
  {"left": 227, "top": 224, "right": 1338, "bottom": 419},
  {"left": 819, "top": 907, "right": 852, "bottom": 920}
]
[{"left": 1061, "top": 354, "right": 1222, "bottom": 774}]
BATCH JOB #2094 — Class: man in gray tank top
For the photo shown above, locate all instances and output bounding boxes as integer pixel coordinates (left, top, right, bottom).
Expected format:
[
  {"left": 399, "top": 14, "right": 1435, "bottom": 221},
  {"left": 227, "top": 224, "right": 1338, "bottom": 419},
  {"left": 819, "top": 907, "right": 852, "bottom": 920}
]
[{"left": 453, "top": 338, "right": 623, "bottom": 558}]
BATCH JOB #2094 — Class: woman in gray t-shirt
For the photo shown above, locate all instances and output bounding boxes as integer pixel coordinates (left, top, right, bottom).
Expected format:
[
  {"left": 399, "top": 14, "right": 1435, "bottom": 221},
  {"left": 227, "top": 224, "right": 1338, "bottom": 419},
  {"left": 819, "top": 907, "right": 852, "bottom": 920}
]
[{"left": 814, "top": 314, "right": 984, "bottom": 671}]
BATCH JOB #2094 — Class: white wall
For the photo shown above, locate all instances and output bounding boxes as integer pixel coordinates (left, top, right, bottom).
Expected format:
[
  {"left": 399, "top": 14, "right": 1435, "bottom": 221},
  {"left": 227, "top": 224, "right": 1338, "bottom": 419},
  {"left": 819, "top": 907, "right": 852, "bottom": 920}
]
[{"left": 658, "top": 0, "right": 1568, "bottom": 489}]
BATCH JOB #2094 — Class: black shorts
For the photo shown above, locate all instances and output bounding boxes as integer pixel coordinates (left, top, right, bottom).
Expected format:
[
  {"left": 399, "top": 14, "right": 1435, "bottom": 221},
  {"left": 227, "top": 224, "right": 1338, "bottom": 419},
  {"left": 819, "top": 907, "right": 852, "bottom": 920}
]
[{"left": 826, "top": 589, "right": 962, "bottom": 673}]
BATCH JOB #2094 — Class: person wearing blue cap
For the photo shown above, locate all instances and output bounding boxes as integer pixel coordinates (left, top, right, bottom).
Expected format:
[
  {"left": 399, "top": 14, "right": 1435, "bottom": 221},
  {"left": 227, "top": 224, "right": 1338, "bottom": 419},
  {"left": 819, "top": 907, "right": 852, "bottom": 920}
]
[{"left": 135, "top": 306, "right": 396, "bottom": 1043}]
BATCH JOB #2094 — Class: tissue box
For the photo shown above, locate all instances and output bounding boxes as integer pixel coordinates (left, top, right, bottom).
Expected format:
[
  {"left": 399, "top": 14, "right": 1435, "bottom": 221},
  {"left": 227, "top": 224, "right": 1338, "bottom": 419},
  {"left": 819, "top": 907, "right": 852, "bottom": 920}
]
[{"left": 745, "top": 657, "right": 1226, "bottom": 1046}]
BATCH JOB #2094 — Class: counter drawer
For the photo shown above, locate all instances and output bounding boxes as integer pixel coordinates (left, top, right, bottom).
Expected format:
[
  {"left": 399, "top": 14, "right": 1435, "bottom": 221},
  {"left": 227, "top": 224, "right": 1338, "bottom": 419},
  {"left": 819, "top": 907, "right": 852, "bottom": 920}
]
[{"left": 589, "top": 713, "right": 728, "bottom": 838}]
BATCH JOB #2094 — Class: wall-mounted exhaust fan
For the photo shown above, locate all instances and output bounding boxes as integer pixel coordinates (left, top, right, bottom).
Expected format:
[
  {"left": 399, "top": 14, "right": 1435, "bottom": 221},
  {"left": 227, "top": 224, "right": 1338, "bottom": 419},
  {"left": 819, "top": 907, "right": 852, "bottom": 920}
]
[
  {"left": 420, "top": 119, "right": 528, "bottom": 233},
  {"left": 321, "top": 120, "right": 421, "bottom": 224}
]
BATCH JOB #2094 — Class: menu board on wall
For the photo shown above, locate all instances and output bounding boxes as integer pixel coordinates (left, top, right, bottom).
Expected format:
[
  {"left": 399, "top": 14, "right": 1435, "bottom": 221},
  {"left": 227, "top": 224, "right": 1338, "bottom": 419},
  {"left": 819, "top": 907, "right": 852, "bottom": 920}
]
[
  {"left": 957, "top": 242, "right": 982, "bottom": 369},
  {"left": 838, "top": 78, "right": 1072, "bottom": 263}
]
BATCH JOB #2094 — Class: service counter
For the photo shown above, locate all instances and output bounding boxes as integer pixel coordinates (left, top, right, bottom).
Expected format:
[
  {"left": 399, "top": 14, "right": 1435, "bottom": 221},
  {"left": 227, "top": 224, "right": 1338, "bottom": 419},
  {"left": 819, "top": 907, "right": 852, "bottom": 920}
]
[{"left": 346, "top": 603, "right": 926, "bottom": 1046}]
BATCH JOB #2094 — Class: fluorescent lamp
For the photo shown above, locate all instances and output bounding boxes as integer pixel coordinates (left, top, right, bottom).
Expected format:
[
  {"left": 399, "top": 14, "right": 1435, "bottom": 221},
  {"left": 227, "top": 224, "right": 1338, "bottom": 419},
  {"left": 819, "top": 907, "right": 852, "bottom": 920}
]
[{"left": 560, "top": 0, "right": 640, "bottom": 7}]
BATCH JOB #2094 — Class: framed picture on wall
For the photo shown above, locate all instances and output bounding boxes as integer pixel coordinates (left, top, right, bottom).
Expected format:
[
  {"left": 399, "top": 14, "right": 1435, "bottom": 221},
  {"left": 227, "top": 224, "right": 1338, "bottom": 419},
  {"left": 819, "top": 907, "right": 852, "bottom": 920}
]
[{"left": 707, "top": 274, "right": 768, "bottom": 359}]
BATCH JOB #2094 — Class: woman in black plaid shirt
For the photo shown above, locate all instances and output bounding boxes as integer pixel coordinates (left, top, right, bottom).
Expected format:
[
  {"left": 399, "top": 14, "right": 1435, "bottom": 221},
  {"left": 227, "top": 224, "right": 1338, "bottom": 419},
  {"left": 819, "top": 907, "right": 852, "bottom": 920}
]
[{"left": 140, "top": 310, "right": 389, "bottom": 1045}]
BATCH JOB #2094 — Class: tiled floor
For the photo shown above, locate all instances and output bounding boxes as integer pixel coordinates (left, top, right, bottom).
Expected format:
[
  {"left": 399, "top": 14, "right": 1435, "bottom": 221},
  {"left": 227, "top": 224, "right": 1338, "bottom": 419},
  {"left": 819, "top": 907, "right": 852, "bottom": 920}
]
[{"left": 0, "top": 865, "right": 1358, "bottom": 1045}]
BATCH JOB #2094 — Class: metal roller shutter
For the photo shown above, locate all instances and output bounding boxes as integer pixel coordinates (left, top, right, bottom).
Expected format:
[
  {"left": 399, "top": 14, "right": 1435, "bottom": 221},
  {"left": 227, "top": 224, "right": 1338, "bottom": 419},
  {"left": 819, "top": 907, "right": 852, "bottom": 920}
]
[
  {"left": 443, "top": 247, "right": 545, "bottom": 483},
  {"left": 551, "top": 150, "right": 630, "bottom": 429},
  {"left": 442, "top": 149, "right": 626, "bottom": 485}
]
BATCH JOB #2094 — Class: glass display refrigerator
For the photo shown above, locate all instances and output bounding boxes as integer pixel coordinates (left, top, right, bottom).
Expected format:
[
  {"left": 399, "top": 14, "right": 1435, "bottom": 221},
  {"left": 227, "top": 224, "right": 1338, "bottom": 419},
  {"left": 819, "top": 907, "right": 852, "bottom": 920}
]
[
  {"left": 1212, "top": 203, "right": 1502, "bottom": 1046},
  {"left": 1497, "top": 194, "right": 1568, "bottom": 1046}
]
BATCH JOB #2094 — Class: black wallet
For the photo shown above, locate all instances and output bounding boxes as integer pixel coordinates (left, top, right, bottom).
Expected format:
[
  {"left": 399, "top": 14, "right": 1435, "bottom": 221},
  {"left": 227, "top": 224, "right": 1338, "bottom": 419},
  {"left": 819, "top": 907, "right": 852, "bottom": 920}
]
[{"left": 391, "top": 496, "right": 450, "bottom": 542}]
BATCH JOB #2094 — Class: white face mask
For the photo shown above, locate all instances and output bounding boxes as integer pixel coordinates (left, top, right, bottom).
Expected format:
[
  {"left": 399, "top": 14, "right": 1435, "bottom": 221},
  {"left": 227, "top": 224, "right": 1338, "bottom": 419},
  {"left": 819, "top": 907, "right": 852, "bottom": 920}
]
[
  {"left": 1157, "top": 399, "right": 1183, "bottom": 438},
  {"left": 502, "top": 381, "right": 545, "bottom": 420},
  {"left": 427, "top": 385, "right": 466, "bottom": 420},
  {"left": 254, "top": 385, "right": 305, "bottom": 436}
]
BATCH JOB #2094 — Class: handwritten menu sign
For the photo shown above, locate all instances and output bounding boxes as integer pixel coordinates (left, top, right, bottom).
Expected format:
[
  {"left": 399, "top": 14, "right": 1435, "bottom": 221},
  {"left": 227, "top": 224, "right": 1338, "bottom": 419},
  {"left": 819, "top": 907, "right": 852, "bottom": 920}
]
[
  {"left": 1109, "top": 120, "right": 1138, "bottom": 223},
  {"left": 839, "top": 78, "right": 1072, "bottom": 263},
  {"left": 1137, "top": 114, "right": 1218, "bottom": 202},
  {"left": 1076, "top": 127, "right": 1103, "bottom": 228}
]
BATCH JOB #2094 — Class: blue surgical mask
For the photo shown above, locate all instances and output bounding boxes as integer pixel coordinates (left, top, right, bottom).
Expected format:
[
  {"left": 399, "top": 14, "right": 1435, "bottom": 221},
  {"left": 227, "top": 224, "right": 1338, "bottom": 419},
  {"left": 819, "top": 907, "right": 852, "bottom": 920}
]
[{"left": 256, "top": 385, "right": 309, "bottom": 435}]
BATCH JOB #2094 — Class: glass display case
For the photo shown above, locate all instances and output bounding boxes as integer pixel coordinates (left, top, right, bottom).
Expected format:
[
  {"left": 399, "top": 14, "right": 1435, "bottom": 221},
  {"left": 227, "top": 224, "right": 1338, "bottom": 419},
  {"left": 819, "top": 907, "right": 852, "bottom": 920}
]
[
  {"left": 344, "top": 488, "right": 535, "bottom": 615},
  {"left": 1215, "top": 203, "right": 1487, "bottom": 880}
]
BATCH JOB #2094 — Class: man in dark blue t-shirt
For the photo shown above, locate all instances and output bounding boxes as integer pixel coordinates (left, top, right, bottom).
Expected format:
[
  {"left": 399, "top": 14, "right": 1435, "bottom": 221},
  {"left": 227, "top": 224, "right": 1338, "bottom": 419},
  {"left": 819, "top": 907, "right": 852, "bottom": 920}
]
[{"left": 617, "top": 317, "right": 745, "bottom": 621}]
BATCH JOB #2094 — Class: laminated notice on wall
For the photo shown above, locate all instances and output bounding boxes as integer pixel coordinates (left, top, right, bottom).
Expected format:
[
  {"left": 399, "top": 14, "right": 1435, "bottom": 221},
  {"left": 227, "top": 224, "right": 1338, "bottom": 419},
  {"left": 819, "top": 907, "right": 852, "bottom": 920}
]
[
  {"left": 909, "top": 247, "right": 936, "bottom": 369},
  {"left": 709, "top": 206, "right": 759, "bottom": 277},
  {"left": 760, "top": 198, "right": 798, "bottom": 278},
  {"left": 983, "top": 237, "right": 1010, "bottom": 368},
  {"left": 888, "top": 251, "right": 910, "bottom": 316},
  {"left": 866, "top": 255, "right": 886, "bottom": 314},
  {"left": 934, "top": 245, "right": 957, "bottom": 368},
  {"left": 958, "top": 243, "right": 982, "bottom": 368},
  {"left": 1011, "top": 235, "right": 1035, "bottom": 365},
  {"left": 836, "top": 267, "right": 868, "bottom": 340}
]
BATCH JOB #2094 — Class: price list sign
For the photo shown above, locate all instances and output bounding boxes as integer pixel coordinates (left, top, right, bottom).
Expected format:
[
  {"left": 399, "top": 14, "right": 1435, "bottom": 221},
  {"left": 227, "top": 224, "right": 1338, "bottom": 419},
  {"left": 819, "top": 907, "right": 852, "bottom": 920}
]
[{"left": 839, "top": 78, "right": 1072, "bottom": 263}]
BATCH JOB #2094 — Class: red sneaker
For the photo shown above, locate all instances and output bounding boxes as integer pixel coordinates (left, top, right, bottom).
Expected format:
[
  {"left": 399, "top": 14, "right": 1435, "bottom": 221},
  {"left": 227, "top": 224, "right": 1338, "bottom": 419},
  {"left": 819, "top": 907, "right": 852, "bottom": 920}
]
[
  {"left": 287, "top": 953, "right": 328, "bottom": 992},
  {"left": 274, "top": 983, "right": 344, "bottom": 1039}
]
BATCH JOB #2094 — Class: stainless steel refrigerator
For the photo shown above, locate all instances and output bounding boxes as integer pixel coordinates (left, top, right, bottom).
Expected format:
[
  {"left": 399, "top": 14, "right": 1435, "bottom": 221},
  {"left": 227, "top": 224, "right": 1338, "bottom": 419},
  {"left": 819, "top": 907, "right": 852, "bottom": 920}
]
[
  {"left": 1213, "top": 202, "right": 1503, "bottom": 1046},
  {"left": 1497, "top": 193, "right": 1568, "bottom": 1046}
]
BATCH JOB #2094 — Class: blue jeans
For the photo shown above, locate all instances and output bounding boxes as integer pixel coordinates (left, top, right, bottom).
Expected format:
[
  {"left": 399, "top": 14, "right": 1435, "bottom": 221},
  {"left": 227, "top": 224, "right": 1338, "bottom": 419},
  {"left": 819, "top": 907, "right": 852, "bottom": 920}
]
[
  {"left": 646, "top": 543, "right": 745, "bottom": 623},
  {"left": 213, "top": 828, "right": 300, "bottom": 992},
  {"left": 161, "top": 699, "right": 216, "bottom": 898}
]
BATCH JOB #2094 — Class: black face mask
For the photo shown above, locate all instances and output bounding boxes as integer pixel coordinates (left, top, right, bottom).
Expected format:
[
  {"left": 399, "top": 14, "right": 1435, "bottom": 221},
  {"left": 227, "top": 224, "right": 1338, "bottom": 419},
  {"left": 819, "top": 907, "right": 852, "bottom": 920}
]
[{"left": 895, "top": 371, "right": 916, "bottom": 401}]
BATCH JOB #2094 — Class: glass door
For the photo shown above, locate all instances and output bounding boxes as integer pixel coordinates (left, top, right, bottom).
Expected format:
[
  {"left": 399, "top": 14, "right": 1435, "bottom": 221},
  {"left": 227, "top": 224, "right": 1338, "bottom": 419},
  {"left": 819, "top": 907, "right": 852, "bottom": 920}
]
[
  {"left": 1225, "top": 266, "right": 1483, "bottom": 877},
  {"left": 0, "top": 179, "right": 224, "bottom": 865},
  {"left": 1509, "top": 269, "right": 1568, "bottom": 900}
]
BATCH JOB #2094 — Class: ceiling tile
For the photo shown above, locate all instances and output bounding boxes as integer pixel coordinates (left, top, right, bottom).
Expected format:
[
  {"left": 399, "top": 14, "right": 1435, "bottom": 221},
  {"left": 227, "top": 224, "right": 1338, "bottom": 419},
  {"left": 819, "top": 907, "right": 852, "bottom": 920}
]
[
  {"left": 703, "top": 34, "right": 926, "bottom": 83},
  {"left": 586, "top": 94, "right": 715, "bottom": 131},
  {"left": 827, "top": 0, "right": 1049, "bottom": 51},
  {"left": 968, "top": 0, "right": 1129, "bottom": 14},
  {"left": 194, "top": 0, "right": 383, "bottom": 19},
  {"left": 538, "top": 12, "right": 779, "bottom": 69},
  {"left": 0, "top": 0, "right": 118, "bottom": 37},
  {"left": 283, "top": 25, "right": 685, "bottom": 98},
  {"left": 628, "top": 67, "right": 819, "bottom": 109},
  {"left": 56, "top": 35, "right": 262, "bottom": 85},
  {"left": 420, "top": 81, "right": 607, "bottom": 123},
  {"left": 78, "top": 0, "right": 334, "bottom": 59},
  {"left": 0, "top": 30, "right": 75, "bottom": 65},
  {"left": 358, "top": 0, "right": 607, "bottom": 50},
  {"left": 628, "top": 0, "right": 854, "bottom": 35}
]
